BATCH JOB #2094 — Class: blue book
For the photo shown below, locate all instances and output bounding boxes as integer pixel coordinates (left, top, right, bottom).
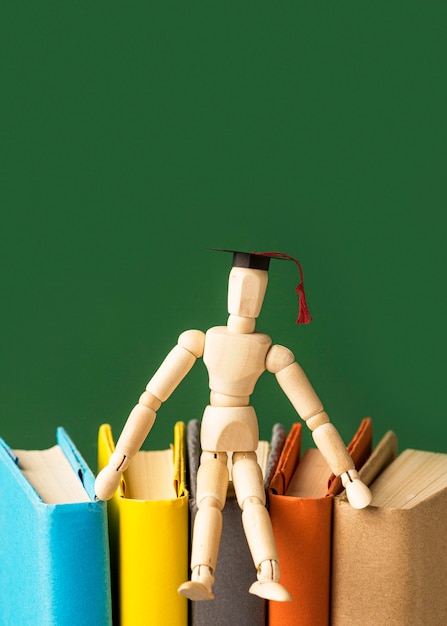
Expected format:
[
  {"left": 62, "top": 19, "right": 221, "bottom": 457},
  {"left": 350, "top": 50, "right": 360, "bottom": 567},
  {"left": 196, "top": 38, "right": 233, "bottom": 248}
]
[{"left": 0, "top": 427, "right": 112, "bottom": 626}]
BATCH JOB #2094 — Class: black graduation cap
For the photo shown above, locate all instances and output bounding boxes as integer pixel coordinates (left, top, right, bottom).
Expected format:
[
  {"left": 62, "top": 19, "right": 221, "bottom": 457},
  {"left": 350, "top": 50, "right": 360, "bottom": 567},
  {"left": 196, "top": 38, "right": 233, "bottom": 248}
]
[
  {"left": 210, "top": 248, "right": 272, "bottom": 271},
  {"left": 210, "top": 248, "right": 312, "bottom": 324}
]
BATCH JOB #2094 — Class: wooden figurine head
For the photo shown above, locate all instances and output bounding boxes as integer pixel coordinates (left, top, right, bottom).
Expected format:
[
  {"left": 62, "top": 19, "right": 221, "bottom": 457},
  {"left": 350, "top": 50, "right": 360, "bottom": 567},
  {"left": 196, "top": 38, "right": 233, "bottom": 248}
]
[
  {"left": 227, "top": 266, "right": 269, "bottom": 319},
  {"left": 212, "top": 248, "right": 312, "bottom": 325}
]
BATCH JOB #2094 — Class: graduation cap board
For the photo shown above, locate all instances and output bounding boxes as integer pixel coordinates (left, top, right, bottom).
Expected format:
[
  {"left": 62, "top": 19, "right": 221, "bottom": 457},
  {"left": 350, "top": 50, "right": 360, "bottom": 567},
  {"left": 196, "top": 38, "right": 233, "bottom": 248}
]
[{"left": 210, "top": 248, "right": 312, "bottom": 325}]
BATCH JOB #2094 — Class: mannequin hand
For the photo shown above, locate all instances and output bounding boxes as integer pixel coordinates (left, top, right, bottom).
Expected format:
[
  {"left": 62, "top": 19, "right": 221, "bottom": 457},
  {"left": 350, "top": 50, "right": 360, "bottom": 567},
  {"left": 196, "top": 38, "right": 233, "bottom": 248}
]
[{"left": 341, "top": 470, "right": 372, "bottom": 509}]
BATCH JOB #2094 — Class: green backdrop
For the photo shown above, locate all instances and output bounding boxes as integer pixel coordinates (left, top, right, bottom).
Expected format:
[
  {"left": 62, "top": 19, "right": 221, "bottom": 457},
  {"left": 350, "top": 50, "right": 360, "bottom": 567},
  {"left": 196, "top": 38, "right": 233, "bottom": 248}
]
[{"left": 1, "top": 3, "right": 446, "bottom": 471}]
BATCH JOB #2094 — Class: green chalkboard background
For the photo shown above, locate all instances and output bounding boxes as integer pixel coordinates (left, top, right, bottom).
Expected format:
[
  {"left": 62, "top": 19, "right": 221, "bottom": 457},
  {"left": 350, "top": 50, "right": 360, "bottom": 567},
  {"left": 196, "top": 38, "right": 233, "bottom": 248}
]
[{"left": 1, "top": 3, "right": 446, "bottom": 471}]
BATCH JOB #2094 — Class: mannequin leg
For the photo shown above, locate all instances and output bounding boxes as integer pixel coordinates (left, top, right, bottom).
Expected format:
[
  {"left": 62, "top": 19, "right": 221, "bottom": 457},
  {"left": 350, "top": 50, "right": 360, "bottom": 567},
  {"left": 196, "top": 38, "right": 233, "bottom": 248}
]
[
  {"left": 232, "top": 452, "right": 291, "bottom": 602},
  {"left": 178, "top": 451, "right": 229, "bottom": 601}
]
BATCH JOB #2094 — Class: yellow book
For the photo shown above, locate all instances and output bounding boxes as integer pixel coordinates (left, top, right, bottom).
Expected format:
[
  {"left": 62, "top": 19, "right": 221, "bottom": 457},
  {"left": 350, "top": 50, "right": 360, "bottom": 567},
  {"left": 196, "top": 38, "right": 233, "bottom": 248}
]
[{"left": 98, "top": 422, "right": 189, "bottom": 626}]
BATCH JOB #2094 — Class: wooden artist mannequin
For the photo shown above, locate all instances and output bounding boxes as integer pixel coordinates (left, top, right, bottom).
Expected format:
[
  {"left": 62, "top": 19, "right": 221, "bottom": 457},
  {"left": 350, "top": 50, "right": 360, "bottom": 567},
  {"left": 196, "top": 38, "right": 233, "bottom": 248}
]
[{"left": 95, "top": 250, "right": 372, "bottom": 603}]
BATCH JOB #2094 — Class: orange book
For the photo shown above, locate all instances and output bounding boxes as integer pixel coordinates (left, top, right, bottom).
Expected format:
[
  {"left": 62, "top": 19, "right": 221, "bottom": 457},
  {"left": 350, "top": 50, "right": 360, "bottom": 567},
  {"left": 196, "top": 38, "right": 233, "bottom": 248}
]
[{"left": 268, "top": 418, "right": 372, "bottom": 626}]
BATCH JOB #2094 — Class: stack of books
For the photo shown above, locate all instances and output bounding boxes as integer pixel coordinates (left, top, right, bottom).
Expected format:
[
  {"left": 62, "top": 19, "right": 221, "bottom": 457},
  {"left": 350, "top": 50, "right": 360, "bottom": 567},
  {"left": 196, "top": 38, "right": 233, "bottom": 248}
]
[{"left": 1, "top": 417, "right": 447, "bottom": 625}]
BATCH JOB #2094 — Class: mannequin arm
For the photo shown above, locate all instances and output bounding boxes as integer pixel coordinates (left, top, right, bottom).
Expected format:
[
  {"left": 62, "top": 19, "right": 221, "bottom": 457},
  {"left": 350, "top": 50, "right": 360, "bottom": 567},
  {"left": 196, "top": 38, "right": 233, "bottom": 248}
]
[
  {"left": 95, "top": 329, "right": 205, "bottom": 500},
  {"left": 266, "top": 344, "right": 371, "bottom": 509}
]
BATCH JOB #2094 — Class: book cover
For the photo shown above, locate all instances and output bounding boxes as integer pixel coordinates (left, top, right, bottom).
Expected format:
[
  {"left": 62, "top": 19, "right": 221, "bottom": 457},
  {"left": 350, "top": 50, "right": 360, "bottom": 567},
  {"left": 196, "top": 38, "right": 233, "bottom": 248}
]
[
  {"left": 0, "top": 427, "right": 112, "bottom": 626},
  {"left": 187, "top": 418, "right": 287, "bottom": 626},
  {"left": 331, "top": 431, "right": 447, "bottom": 625},
  {"left": 268, "top": 417, "right": 372, "bottom": 626},
  {"left": 98, "top": 421, "right": 189, "bottom": 626}
]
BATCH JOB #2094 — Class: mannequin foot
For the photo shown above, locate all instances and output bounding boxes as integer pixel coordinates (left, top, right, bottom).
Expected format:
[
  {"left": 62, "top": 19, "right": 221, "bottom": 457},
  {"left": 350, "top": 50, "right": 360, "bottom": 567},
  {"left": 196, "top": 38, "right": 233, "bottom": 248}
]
[
  {"left": 249, "top": 581, "right": 291, "bottom": 602},
  {"left": 249, "top": 559, "right": 291, "bottom": 602},
  {"left": 178, "top": 581, "right": 214, "bottom": 601},
  {"left": 178, "top": 565, "right": 215, "bottom": 601}
]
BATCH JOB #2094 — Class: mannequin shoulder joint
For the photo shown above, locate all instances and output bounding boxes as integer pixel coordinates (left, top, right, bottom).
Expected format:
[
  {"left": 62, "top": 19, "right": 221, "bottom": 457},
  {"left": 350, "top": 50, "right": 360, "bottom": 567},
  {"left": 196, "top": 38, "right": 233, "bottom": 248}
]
[
  {"left": 265, "top": 344, "right": 295, "bottom": 373},
  {"left": 178, "top": 329, "right": 206, "bottom": 358}
]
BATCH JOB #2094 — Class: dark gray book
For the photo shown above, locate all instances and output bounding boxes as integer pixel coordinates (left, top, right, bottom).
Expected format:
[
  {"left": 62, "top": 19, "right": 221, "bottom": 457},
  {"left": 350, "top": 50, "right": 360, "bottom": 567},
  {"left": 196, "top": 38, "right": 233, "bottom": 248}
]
[{"left": 186, "top": 419, "right": 286, "bottom": 626}]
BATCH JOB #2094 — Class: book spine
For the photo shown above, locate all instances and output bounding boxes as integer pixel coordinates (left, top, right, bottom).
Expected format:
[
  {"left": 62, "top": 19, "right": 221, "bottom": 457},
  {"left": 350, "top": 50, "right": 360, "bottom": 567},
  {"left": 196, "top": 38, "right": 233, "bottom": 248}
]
[
  {"left": 190, "top": 498, "right": 267, "bottom": 625},
  {"left": 269, "top": 494, "right": 332, "bottom": 626},
  {"left": 0, "top": 447, "right": 49, "bottom": 624},
  {"left": 119, "top": 497, "right": 189, "bottom": 626},
  {"left": 331, "top": 492, "right": 447, "bottom": 624},
  {"left": 45, "top": 502, "right": 112, "bottom": 626}
]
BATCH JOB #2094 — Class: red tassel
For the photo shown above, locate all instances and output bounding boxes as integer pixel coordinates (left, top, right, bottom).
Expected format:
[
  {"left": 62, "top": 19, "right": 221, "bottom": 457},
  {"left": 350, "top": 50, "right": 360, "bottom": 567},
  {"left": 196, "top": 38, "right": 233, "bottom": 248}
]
[
  {"left": 295, "top": 281, "right": 312, "bottom": 324},
  {"left": 251, "top": 250, "right": 313, "bottom": 324}
]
